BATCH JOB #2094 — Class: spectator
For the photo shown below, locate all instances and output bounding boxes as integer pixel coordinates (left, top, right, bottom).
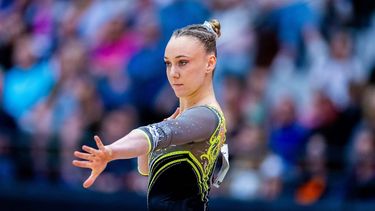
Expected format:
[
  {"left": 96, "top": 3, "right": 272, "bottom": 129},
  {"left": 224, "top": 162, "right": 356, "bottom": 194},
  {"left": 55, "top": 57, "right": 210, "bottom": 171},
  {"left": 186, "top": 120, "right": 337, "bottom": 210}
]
[
  {"left": 3, "top": 34, "right": 55, "bottom": 123},
  {"left": 343, "top": 127, "right": 375, "bottom": 201},
  {"left": 309, "top": 29, "right": 366, "bottom": 110},
  {"left": 255, "top": 0, "right": 321, "bottom": 69},
  {"left": 0, "top": 68, "right": 17, "bottom": 183},
  {"left": 295, "top": 134, "right": 329, "bottom": 205},
  {"left": 269, "top": 95, "right": 309, "bottom": 176},
  {"left": 210, "top": 0, "right": 254, "bottom": 98},
  {"left": 227, "top": 124, "right": 283, "bottom": 200},
  {"left": 91, "top": 14, "right": 142, "bottom": 110},
  {"left": 91, "top": 107, "right": 140, "bottom": 193}
]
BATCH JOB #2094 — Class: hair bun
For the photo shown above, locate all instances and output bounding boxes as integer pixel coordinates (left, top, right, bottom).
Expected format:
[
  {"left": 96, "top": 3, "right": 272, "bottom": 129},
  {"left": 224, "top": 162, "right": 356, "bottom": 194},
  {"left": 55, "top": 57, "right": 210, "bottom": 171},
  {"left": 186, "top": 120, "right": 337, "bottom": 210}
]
[{"left": 209, "top": 19, "right": 221, "bottom": 38}]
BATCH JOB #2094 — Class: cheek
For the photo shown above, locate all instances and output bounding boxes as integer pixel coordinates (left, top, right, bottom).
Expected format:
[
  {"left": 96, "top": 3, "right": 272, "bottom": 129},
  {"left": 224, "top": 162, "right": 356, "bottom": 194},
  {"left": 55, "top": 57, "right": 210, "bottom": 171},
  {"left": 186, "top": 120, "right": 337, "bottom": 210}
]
[
  {"left": 185, "top": 70, "right": 206, "bottom": 92},
  {"left": 187, "top": 62, "right": 206, "bottom": 78},
  {"left": 166, "top": 69, "right": 176, "bottom": 85}
]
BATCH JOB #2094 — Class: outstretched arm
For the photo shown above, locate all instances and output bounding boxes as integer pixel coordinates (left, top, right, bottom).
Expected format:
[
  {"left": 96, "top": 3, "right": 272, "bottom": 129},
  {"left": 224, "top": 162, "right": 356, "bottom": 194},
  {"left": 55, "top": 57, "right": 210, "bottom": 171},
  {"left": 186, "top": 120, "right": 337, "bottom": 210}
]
[
  {"left": 108, "top": 129, "right": 150, "bottom": 159},
  {"left": 73, "top": 130, "right": 150, "bottom": 188}
]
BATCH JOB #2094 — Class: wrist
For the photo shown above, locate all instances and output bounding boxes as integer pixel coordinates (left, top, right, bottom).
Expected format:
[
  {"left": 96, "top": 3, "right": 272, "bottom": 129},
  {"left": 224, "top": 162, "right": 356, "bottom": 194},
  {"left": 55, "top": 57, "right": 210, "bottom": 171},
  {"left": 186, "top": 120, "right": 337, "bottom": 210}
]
[{"left": 105, "top": 145, "right": 114, "bottom": 161}]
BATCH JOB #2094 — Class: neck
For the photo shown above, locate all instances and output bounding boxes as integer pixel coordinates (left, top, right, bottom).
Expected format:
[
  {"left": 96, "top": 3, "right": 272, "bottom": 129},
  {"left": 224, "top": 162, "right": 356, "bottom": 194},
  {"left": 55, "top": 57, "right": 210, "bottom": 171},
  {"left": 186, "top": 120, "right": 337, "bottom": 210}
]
[{"left": 179, "top": 81, "right": 216, "bottom": 112}]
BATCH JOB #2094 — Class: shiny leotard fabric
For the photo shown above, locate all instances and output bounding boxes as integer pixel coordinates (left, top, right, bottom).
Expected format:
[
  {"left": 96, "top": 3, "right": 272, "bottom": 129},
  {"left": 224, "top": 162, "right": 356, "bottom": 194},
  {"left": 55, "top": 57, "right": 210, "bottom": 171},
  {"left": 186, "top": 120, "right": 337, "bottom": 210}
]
[{"left": 137, "top": 106, "right": 226, "bottom": 211}]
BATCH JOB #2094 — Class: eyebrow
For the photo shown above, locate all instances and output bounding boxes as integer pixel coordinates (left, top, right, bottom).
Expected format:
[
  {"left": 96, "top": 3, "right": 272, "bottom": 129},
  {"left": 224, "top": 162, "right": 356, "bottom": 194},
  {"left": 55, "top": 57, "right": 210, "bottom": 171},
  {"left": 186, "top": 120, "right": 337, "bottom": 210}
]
[{"left": 164, "top": 55, "right": 191, "bottom": 59}]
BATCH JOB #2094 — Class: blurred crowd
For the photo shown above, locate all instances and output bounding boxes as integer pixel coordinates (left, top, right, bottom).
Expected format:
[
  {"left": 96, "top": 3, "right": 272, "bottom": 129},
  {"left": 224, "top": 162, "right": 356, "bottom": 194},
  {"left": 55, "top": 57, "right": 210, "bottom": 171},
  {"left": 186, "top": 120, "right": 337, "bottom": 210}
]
[{"left": 0, "top": 0, "right": 374, "bottom": 206}]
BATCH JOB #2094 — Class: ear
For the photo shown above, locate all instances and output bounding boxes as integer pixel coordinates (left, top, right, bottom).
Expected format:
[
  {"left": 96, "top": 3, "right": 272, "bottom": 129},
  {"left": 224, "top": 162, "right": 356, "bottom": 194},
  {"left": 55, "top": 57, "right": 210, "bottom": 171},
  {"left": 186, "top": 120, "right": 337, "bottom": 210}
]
[{"left": 206, "top": 54, "right": 216, "bottom": 73}]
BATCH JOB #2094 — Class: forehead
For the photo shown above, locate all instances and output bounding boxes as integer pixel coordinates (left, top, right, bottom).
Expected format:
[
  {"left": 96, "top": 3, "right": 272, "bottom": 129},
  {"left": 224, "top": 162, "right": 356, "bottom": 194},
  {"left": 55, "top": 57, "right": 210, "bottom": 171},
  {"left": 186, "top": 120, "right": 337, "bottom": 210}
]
[{"left": 165, "top": 36, "right": 205, "bottom": 57}]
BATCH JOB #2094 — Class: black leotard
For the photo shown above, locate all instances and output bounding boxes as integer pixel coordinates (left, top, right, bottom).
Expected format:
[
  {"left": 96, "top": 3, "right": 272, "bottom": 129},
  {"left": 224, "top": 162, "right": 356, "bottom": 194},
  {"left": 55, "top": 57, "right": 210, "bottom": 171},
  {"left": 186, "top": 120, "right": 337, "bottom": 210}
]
[{"left": 137, "top": 105, "right": 226, "bottom": 211}]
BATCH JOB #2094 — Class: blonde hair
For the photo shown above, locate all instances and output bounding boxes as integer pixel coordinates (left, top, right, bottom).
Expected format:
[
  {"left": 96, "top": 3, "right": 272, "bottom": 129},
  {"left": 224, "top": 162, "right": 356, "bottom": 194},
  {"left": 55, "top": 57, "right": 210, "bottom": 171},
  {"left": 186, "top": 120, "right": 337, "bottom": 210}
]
[{"left": 172, "top": 19, "right": 221, "bottom": 56}]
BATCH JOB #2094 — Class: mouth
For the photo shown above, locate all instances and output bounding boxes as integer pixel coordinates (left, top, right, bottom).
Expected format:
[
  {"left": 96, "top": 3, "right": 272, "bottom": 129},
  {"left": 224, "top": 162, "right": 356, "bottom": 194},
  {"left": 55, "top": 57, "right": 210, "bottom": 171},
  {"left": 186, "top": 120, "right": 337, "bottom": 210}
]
[{"left": 172, "top": 84, "right": 184, "bottom": 88}]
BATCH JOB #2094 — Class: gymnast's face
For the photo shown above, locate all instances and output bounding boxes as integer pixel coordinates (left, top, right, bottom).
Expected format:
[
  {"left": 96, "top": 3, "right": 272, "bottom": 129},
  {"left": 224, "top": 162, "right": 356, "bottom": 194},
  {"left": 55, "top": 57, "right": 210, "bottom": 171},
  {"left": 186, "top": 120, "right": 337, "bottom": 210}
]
[{"left": 164, "top": 36, "right": 216, "bottom": 98}]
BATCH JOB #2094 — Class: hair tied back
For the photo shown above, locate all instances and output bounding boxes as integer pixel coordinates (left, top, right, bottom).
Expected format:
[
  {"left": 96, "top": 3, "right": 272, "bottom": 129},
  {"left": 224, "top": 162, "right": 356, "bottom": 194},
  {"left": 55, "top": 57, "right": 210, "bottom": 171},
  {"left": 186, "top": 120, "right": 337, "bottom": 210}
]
[{"left": 203, "top": 21, "right": 219, "bottom": 39}]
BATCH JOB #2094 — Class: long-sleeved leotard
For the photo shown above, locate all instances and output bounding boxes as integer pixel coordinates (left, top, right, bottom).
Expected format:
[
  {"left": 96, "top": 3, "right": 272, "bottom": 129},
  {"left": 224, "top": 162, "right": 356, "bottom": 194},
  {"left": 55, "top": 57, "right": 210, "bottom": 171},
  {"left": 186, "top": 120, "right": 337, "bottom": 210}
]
[{"left": 137, "top": 105, "right": 226, "bottom": 211}]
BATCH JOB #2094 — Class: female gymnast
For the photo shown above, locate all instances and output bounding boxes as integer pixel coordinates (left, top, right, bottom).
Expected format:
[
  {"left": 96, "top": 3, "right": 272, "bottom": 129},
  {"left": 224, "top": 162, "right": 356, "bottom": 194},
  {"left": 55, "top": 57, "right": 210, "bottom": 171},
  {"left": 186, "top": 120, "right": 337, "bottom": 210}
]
[{"left": 73, "top": 19, "right": 228, "bottom": 211}]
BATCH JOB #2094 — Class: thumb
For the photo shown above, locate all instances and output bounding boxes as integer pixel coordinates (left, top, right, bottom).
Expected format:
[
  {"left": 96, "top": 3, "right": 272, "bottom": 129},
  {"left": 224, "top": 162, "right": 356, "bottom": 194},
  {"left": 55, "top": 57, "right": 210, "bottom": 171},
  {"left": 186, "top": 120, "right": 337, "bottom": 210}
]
[
  {"left": 169, "top": 107, "right": 180, "bottom": 120},
  {"left": 83, "top": 172, "right": 99, "bottom": 188}
]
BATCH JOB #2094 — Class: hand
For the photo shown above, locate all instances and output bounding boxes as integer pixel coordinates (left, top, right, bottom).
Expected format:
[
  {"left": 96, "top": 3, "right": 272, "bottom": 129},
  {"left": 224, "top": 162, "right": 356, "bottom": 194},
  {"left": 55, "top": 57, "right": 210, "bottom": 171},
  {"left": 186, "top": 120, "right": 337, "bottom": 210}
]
[{"left": 72, "top": 135, "right": 112, "bottom": 188}]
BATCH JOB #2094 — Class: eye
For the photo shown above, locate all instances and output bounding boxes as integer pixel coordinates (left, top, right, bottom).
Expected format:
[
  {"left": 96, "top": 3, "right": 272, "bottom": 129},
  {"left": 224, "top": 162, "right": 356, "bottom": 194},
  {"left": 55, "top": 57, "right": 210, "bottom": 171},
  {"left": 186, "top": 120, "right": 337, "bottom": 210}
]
[
  {"left": 178, "top": 60, "right": 188, "bottom": 66},
  {"left": 164, "top": 61, "right": 171, "bottom": 67}
]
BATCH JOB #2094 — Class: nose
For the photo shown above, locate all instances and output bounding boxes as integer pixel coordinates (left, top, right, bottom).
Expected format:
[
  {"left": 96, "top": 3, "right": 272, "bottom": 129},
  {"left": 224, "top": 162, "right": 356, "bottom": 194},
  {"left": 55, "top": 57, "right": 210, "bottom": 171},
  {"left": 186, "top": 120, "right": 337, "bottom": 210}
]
[{"left": 170, "top": 66, "right": 180, "bottom": 79}]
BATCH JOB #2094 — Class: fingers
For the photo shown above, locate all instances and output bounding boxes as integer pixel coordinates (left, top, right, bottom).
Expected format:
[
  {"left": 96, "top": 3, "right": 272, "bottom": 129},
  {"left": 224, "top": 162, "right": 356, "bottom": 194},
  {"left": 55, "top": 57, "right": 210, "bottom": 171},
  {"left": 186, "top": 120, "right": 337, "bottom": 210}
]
[
  {"left": 82, "top": 145, "right": 98, "bottom": 154},
  {"left": 74, "top": 151, "right": 93, "bottom": 161},
  {"left": 72, "top": 160, "right": 92, "bottom": 169},
  {"left": 171, "top": 107, "right": 180, "bottom": 119},
  {"left": 78, "top": 136, "right": 105, "bottom": 154},
  {"left": 83, "top": 172, "right": 99, "bottom": 188},
  {"left": 94, "top": 135, "right": 105, "bottom": 151},
  {"left": 165, "top": 107, "right": 180, "bottom": 121},
  {"left": 73, "top": 136, "right": 108, "bottom": 189}
]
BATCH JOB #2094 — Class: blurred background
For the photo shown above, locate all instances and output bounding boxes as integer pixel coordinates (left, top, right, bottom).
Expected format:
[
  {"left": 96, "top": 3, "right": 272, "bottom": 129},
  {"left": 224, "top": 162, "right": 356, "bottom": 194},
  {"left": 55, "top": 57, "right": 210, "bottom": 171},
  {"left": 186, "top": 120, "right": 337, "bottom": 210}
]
[{"left": 0, "top": 0, "right": 374, "bottom": 210}]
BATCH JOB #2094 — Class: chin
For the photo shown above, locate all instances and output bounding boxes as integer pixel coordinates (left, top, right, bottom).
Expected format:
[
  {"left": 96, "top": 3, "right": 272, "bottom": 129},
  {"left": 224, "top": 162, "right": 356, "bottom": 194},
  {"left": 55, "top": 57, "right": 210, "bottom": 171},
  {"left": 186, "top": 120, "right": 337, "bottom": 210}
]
[
  {"left": 174, "top": 92, "right": 183, "bottom": 98},
  {"left": 173, "top": 90, "right": 187, "bottom": 98}
]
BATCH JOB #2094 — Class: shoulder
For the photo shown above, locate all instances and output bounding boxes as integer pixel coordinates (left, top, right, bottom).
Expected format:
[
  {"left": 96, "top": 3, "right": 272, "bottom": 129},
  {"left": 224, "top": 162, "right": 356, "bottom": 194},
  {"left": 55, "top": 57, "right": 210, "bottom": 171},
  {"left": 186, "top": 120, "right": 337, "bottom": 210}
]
[
  {"left": 181, "top": 105, "right": 225, "bottom": 133},
  {"left": 181, "top": 105, "right": 220, "bottom": 122}
]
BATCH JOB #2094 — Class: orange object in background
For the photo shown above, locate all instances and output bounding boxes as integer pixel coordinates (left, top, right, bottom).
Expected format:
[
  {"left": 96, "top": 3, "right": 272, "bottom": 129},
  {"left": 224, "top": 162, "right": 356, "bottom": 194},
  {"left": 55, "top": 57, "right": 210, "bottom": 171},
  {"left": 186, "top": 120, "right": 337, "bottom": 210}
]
[{"left": 295, "top": 176, "right": 327, "bottom": 205}]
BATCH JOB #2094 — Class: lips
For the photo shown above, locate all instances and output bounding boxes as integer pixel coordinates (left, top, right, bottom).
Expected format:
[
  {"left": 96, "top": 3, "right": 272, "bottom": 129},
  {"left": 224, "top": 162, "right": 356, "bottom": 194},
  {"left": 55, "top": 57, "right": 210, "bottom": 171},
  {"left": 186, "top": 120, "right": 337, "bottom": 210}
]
[{"left": 173, "top": 84, "right": 183, "bottom": 87}]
